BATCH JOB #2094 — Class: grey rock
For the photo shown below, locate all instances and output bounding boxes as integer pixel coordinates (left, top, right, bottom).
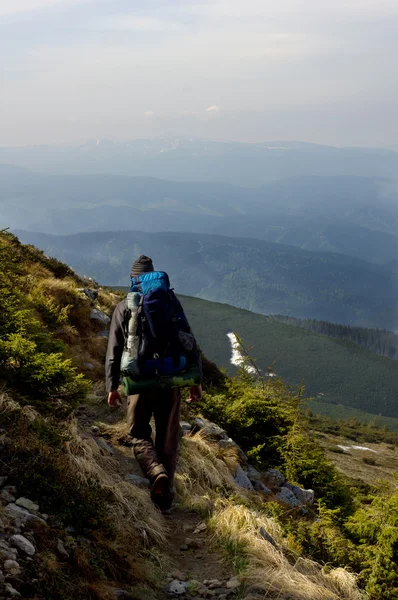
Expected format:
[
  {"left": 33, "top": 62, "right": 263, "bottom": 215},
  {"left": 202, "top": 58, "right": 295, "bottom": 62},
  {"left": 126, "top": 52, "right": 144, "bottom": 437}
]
[
  {"left": 193, "top": 522, "right": 207, "bottom": 534},
  {"left": 165, "top": 579, "right": 187, "bottom": 595},
  {"left": 78, "top": 288, "right": 98, "bottom": 301},
  {"left": 15, "top": 497, "right": 39, "bottom": 512},
  {"left": 90, "top": 426, "right": 100, "bottom": 434},
  {"left": 283, "top": 483, "right": 315, "bottom": 505},
  {"left": 83, "top": 362, "right": 95, "bottom": 371},
  {"left": 263, "top": 468, "right": 286, "bottom": 487},
  {"left": 259, "top": 526, "right": 278, "bottom": 548},
  {"left": 193, "top": 418, "right": 227, "bottom": 440},
  {"left": 180, "top": 421, "right": 192, "bottom": 434},
  {"left": 208, "top": 580, "right": 223, "bottom": 589},
  {"left": 226, "top": 577, "right": 241, "bottom": 590},
  {"left": 97, "top": 330, "right": 109, "bottom": 338},
  {"left": 90, "top": 309, "right": 111, "bottom": 325},
  {"left": 125, "top": 474, "right": 150, "bottom": 488},
  {"left": 56, "top": 539, "right": 69, "bottom": 559},
  {"left": 4, "top": 583, "right": 21, "bottom": 598},
  {"left": 246, "top": 465, "right": 262, "bottom": 481},
  {"left": 253, "top": 481, "right": 272, "bottom": 494},
  {"left": 276, "top": 487, "right": 302, "bottom": 507},
  {"left": 4, "top": 560, "right": 20, "bottom": 576},
  {"left": 5, "top": 503, "right": 45, "bottom": 525},
  {"left": 179, "top": 544, "right": 189, "bottom": 551},
  {"left": 10, "top": 534, "right": 35, "bottom": 556},
  {"left": 233, "top": 465, "right": 254, "bottom": 491},
  {"left": 0, "top": 545, "right": 17, "bottom": 561},
  {"left": 218, "top": 438, "right": 249, "bottom": 463},
  {"left": 0, "top": 488, "right": 16, "bottom": 505},
  {"left": 95, "top": 438, "right": 115, "bottom": 455}
]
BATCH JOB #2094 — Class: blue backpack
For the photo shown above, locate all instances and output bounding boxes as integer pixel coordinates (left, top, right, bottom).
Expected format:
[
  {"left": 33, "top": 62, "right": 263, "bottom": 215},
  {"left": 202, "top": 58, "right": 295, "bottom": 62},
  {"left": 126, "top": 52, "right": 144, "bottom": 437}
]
[{"left": 129, "top": 271, "right": 193, "bottom": 377}]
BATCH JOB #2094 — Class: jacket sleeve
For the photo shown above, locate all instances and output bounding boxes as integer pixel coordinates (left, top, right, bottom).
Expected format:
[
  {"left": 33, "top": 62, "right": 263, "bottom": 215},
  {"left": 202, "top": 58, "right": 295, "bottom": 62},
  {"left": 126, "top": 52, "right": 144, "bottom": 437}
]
[{"left": 105, "top": 301, "right": 126, "bottom": 393}]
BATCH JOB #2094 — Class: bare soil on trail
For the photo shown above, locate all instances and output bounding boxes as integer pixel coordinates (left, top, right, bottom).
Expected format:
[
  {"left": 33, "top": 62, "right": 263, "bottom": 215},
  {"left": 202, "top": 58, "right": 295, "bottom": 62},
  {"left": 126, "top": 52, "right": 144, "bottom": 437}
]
[{"left": 76, "top": 383, "right": 235, "bottom": 599}]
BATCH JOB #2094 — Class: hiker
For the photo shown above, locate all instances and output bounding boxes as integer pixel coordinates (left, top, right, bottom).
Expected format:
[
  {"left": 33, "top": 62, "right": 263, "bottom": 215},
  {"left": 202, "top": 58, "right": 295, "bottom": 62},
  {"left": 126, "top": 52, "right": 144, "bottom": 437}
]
[{"left": 105, "top": 255, "right": 202, "bottom": 513}]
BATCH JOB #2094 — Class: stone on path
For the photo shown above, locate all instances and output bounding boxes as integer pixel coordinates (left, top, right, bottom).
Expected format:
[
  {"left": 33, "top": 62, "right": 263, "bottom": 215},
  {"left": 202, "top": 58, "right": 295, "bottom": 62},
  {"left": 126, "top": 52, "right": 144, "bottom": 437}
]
[
  {"left": 125, "top": 474, "right": 150, "bottom": 488},
  {"left": 10, "top": 534, "right": 36, "bottom": 556},
  {"left": 4, "top": 559, "right": 21, "bottom": 576},
  {"left": 4, "top": 583, "right": 21, "bottom": 598},
  {"left": 16, "top": 497, "right": 39, "bottom": 512},
  {"left": 226, "top": 577, "right": 241, "bottom": 590},
  {"left": 165, "top": 579, "right": 187, "bottom": 595}
]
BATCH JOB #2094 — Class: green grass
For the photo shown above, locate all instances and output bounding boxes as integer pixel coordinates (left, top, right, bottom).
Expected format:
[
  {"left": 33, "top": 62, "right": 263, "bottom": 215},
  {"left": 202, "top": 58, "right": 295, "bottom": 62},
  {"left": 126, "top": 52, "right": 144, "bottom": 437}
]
[{"left": 307, "top": 400, "right": 398, "bottom": 432}]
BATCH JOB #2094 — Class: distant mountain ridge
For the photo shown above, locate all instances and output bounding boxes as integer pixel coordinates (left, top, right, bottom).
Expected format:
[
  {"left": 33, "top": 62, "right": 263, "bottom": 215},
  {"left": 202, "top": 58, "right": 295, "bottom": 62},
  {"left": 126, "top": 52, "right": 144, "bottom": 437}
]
[
  {"left": 15, "top": 229, "right": 398, "bottom": 330},
  {"left": 0, "top": 138, "right": 397, "bottom": 185},
  {"left": 2, "top": 170, "right": 398, "bottom": 265}
]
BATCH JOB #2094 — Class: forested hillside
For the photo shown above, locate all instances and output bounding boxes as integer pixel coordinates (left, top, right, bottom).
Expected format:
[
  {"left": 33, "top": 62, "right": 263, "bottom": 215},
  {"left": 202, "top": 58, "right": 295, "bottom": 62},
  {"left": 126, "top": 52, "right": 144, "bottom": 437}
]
[
  {"left": 272, "top": 315, "right": 398, "bottom": 359},
  {"left": 15, "top": 229, "right": 398, "bottom": 330},
  {"left": 179, "top": 295, "right": 398, "bottom": 419}
]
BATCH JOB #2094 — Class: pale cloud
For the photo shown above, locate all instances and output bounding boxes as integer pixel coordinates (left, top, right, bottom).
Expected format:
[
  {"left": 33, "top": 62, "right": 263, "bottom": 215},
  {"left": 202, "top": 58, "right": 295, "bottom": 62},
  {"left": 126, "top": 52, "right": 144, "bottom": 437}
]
[
  {"left": 0, "top": 0, "right": 397, "bottom": 146},
  {"left": 94, "top": 15, "right": 186, "bottom": 32},
  {"left": 0, "top": 0, "right": 89, "bottom": 18},
  {"left": 206, "top": 105, "right": 221, "bottom": 113}
]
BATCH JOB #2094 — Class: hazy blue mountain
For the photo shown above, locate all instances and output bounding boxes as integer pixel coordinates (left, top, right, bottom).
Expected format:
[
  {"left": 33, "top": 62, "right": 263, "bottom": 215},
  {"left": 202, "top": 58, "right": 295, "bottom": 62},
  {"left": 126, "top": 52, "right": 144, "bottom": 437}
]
[
  {"left": 0, "top": 138, "right": 397, "bottom": 185},
  {"left": 2, "top": 171, "right": 398, "bottom": 264},
  {"left": 15, "top": 229, "right": 398, "bottom": 330}
]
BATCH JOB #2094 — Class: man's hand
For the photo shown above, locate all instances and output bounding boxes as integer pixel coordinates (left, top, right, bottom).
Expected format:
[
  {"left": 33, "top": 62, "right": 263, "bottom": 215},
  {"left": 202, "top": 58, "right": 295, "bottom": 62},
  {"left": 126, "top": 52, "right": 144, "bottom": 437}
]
[
  {"left": 108, "top": 390, "right": 122, "bottom": 408},
  {"left": 187, "top": 385, "right": 202, "bottom": 404}
]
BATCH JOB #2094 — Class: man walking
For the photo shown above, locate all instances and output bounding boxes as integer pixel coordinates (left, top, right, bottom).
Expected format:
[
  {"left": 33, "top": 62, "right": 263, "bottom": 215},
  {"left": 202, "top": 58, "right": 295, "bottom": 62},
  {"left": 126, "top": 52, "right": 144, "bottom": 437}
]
[{"left": 105, "top": 255, "right": 202, "bottom": 513}]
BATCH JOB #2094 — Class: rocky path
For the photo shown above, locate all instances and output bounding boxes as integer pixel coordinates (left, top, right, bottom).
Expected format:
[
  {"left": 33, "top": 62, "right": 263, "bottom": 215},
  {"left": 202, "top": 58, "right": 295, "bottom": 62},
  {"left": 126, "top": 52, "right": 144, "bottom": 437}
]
[{"left": 77, "top": 385, "right": 242, "bottom": 600}]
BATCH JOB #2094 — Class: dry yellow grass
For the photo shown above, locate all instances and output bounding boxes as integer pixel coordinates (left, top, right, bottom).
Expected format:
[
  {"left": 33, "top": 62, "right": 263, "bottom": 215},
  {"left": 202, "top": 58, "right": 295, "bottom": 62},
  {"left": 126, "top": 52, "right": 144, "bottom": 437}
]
[
  {"left": 65, "top": 420, "right": 167, "bottom": 548},
  {"left": 210, "top": 503, "right": 361, "bottom": 600},
  {"left": 175, "top": 432, "right": 246, "bottom": 512},
  {"left": 175, "top": 431, "right": 362, "bottom": 600}
]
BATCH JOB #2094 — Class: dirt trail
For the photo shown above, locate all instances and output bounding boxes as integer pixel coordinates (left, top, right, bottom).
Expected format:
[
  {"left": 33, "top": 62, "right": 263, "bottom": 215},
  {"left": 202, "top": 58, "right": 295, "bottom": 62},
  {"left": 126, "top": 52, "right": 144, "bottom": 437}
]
[{"left": 76, "top": 384, "right": 237, "bottom": 600}]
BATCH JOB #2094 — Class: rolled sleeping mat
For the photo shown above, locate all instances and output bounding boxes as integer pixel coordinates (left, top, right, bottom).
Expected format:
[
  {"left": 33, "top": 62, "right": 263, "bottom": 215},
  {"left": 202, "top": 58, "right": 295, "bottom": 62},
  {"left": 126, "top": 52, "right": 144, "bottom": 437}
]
[{"left": 123, "top": 364, "right": 201, "bottom": 395}]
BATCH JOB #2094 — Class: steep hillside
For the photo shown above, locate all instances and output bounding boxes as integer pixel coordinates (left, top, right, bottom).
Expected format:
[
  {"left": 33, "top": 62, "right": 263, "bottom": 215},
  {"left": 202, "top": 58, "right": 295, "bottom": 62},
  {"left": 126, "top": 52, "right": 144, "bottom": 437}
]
[
  {"left": 14, "top": 229, "right": 398, "bottom": 329},
  {"left": 1, "top": 230, "right": 370, "bottom": 600}
]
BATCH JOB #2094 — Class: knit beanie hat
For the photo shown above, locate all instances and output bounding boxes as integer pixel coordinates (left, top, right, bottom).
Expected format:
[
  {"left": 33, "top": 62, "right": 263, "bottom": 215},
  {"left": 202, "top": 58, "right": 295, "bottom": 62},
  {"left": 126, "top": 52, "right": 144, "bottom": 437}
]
[{"left": 130, "top": 255, "right": 154, "bottom": 277}]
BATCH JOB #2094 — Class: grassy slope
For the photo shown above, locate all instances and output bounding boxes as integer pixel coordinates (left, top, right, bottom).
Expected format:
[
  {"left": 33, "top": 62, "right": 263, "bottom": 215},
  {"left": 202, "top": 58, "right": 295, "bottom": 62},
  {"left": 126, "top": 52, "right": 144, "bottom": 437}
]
[
  {"left": 0, "top": 233, "right": 363, "bottom": 600},
  {"left": 177, "top": 294, "right": 398, "bottom": 419}
]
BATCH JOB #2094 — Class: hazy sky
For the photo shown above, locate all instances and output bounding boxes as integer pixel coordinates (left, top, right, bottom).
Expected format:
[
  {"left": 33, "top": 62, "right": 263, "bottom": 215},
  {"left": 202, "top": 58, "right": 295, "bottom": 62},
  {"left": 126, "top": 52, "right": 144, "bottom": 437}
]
[{"left": 1, "top": 0, "right": 397, "bottom": 146}]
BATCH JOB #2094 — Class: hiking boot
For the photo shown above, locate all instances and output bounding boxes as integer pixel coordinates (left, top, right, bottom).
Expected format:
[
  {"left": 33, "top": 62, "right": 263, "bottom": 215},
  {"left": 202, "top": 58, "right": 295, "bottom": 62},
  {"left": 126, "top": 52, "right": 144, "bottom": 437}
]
[
  {"left": 150, "top": 472, "right": 169, "bottom": 496},
  {"left": 150, "top": 473, "right": 174, "bottom": 514}
]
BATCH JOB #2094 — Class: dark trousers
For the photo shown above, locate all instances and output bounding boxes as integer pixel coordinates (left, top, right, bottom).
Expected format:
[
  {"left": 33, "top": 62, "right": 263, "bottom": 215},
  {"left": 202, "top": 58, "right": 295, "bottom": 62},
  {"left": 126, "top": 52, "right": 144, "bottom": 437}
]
[{"left": 127, "top": 388, "right": 181, "bottom": 493}]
